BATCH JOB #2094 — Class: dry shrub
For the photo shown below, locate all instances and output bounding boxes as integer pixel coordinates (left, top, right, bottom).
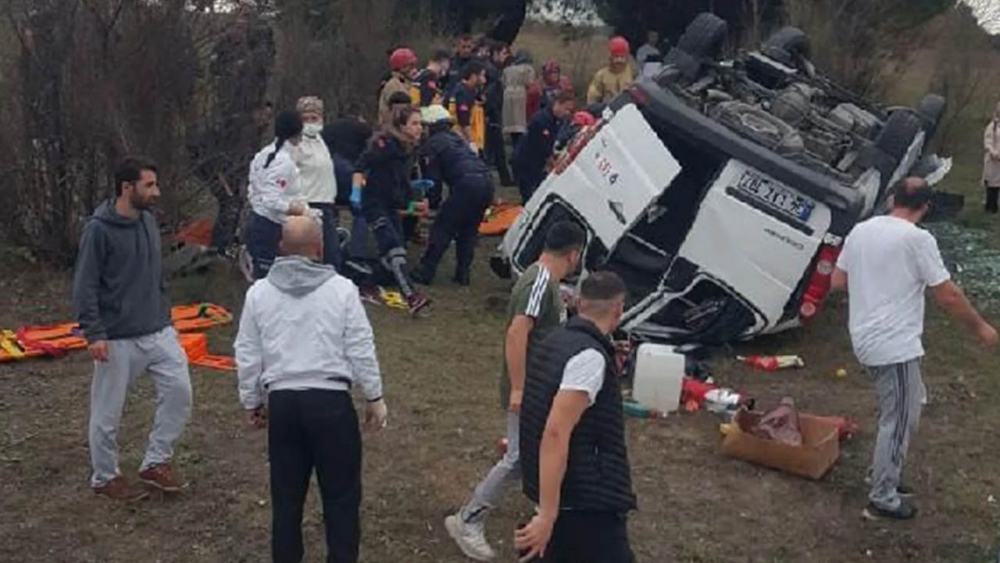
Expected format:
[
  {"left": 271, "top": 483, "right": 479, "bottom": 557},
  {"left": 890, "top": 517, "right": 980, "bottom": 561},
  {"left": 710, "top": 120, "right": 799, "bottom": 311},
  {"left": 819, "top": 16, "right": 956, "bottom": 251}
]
[
  {"left": 272, "top": 0, "right": 440, "bottom": 118},
  {"left": 0, "top": 0, "right": 448, "bottom": 265},
  {"left": 0, "top": 0, "right": 207, "bottom": 264}
]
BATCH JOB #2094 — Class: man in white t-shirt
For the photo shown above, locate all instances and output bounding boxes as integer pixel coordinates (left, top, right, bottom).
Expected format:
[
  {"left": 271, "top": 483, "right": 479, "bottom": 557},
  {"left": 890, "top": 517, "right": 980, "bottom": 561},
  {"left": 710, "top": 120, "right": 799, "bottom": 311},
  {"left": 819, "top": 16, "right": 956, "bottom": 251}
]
[
  {"left": 832, "top": 177, "right": 997, "bottom": 521},
  {"left": 516, "top": 272, "right": 637, "bottom": 562}
]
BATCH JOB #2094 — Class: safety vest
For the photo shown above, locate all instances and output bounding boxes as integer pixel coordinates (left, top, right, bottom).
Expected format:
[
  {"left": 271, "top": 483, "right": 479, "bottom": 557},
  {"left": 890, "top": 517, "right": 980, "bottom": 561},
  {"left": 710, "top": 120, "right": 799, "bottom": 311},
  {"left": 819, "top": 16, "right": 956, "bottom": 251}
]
[{"left": 447, "top": 100, "right": 486, "bottom": 148}]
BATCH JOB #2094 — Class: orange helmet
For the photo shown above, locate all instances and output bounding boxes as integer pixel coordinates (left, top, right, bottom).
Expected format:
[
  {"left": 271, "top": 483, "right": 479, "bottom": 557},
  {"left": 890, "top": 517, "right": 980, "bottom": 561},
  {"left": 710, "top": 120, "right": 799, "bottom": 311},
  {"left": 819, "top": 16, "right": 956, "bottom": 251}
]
[
  {"left": 389, "top": 48, "right": 418, "bottom": 71},
  {"left": 608, "top": 36, "right": 630, "bottom": 57}
]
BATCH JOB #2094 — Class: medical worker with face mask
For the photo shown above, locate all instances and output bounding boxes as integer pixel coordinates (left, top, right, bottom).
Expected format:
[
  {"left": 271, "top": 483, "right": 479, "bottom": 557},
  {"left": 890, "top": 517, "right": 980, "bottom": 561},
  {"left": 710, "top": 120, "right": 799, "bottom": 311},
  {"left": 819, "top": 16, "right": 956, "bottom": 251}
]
[{"left": 291, "top": 96, "right": 342, "bottom": 269}]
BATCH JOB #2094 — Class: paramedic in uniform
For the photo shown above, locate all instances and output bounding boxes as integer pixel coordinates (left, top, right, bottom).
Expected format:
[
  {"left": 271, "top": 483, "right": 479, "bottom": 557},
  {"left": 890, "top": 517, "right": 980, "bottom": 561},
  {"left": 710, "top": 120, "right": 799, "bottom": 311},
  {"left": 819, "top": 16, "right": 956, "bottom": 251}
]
[
  {"left": 831, "top": 177, "right": 997, "bottom": 521},
  {"left": 511, "top": 90, "right": 575, "bottom": 204},
  {"left": 411, "top": 105, "right": 495, "bottom": 287},
  {"left": 235, "top": 216, "right": 387, "bottom": 563},
  {"left": 352, "top": 106, "right": 432, "bottom": 316},
  {"left": 245, "top": 110, "right": 311, "bottom": 279},
  {"left": 516, "top": 271, "right": 638, "bottom": 563},
  {"left": 292, "top": 96, "right": 342, "bottom": 269},
  {"left": 448, "top": 59, "right": 488, "bottom": 154},
  {"left": 412, "top": 50, "right": 451, "bottom": 107}
]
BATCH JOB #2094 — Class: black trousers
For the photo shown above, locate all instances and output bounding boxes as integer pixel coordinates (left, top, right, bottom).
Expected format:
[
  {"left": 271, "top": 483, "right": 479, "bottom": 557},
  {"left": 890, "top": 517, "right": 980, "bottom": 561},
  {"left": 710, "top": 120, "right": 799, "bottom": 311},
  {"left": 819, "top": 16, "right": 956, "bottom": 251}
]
[
  {"left": 986, "top": 185, "right": 999, "bottom": 213},
  {"left": 486, "top": 122, "right": 513, "bottom": 186},
  {"left": 309, "top": 203, "right": 344, "bottom": 270},
  {"left": 526, "top": 511, "right": 634, "bottom": 563},
  {"left": 418, "top": 177, "right": 493, "bottom": 282},
  {"left": 269, "top": 390, "right": 362, "bottom": 563}
]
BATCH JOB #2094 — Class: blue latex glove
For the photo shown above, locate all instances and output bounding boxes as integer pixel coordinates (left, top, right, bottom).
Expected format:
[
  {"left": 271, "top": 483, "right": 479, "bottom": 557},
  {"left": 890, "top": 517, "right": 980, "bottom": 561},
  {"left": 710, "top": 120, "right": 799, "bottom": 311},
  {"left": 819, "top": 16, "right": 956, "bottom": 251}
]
[
  {"left": 410, "top": 179, "right": 435, "bottom": 195},
  {"left": 350, "top": 184, "right": 363, "bottom": 209}
]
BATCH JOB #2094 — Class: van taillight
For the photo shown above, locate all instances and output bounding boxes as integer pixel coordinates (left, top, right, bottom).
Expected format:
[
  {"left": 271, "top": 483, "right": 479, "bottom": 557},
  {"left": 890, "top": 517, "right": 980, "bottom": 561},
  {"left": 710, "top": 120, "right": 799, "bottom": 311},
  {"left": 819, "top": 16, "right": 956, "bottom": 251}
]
[{"left": 799, "top": 244, "right": 841, "bottom": 321}]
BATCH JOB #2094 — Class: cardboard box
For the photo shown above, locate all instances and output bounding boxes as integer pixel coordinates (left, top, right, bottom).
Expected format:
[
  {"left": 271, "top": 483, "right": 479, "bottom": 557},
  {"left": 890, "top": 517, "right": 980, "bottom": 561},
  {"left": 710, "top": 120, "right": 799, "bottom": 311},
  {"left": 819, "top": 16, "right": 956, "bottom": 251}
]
[{"left": 721, "top": 411, "right": 840, "bottom": 480}]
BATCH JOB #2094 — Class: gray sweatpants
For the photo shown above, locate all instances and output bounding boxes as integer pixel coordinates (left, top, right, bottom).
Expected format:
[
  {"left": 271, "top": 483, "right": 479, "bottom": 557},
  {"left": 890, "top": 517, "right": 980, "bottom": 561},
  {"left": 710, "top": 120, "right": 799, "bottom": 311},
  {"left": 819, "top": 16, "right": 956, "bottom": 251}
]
[
  {"left": 460, "top": 412, "right": 521, "bottom": 525},
  {"left": 89, "top": 326, "right": 192, "bottom": 487},
  {"left": 868, "top": 359, "right": 925, "bottom": 510}
]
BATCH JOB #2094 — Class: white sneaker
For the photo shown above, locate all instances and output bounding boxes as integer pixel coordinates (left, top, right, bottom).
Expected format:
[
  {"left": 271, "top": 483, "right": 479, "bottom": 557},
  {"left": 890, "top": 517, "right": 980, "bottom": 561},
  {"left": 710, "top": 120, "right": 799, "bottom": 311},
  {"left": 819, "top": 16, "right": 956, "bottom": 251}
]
[{"left": 445, "top": 514, "right": 496, "bottom": 561}]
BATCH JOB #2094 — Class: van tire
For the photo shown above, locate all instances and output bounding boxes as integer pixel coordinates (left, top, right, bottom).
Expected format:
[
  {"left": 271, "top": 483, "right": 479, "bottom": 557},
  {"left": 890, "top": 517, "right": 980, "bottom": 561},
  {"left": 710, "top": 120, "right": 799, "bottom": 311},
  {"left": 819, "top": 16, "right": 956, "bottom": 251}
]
[
  {"left": 915, "top": 94, "right": 946, "bottom": 137},
  {"left": 875, "top": 111, "right": 923, "bottom": 162},
  {"left": 677, "top": 13, "right": 728, "bottom": 60},
  {"left": 762, "top": 27, "right": 811, "bottom": 67}
]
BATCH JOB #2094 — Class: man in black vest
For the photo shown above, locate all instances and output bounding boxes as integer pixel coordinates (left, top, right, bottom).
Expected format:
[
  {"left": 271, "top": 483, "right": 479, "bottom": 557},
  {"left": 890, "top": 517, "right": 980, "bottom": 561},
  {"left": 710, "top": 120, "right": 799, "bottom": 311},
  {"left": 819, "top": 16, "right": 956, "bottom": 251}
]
[{"left": 516, "top": 271, "right": 637, "bottom": 563}]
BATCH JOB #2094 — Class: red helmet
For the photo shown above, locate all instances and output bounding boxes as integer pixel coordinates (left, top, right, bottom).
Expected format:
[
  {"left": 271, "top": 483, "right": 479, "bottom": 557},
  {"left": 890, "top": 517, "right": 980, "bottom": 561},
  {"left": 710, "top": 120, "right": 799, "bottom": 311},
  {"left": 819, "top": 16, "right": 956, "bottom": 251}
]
[
  {"left": 572, "top": 111, "right": 597, "bottom": 128},
  {"left": 389, "top": 48, "right": 418, "bottom": 71},
  {"left": 608, "top": 36, "right": 630, "bottom": 57}
]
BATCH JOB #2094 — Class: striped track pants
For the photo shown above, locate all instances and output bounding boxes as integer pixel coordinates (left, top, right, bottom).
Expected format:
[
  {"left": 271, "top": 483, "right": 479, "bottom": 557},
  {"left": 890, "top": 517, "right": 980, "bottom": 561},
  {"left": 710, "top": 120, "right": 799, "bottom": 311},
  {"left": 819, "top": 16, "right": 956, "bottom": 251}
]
[{"left": 868, "top": 358, "right": 925, "bottom": 510}]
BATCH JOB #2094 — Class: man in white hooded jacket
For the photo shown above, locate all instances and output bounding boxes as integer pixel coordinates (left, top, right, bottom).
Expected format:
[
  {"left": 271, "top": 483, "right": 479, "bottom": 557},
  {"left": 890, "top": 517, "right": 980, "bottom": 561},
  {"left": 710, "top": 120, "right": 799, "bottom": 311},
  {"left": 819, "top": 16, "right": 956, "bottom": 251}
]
[{"left": 235, "top": 216, "right": 387, "bottom": 563}]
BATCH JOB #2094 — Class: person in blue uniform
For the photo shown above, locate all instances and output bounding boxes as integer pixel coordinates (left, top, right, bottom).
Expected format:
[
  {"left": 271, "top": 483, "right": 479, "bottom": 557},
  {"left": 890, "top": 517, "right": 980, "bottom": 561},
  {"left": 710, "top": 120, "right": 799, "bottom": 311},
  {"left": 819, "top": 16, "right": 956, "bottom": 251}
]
[
  {"left": 511, "top": 90, "right": 575, "bottom": 204},
  {"left": 352, "top": 106, "right": 431, "bottom": 316},
  {"left": 412, "top": 50, "right": 451, "bottom": 107},
  {"left": 411, "top": 106, "right": 496, "bottom": 287},
  {"left": 448, "top": 60, "right": 487, "bottom": 151}
]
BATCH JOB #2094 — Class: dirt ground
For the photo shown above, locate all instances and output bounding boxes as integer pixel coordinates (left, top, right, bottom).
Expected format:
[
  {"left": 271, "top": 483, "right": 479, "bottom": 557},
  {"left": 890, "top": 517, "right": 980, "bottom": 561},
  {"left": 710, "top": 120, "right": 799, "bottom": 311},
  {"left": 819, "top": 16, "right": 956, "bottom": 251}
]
[{"left": 2, "top": 217, "right": 1000, "bottom": 563}]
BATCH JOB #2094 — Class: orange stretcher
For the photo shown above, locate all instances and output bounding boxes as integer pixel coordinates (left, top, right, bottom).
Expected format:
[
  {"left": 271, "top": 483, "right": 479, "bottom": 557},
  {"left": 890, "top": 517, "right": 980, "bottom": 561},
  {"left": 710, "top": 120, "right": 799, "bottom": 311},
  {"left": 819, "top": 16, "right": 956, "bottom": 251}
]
[
  {"left": 0, "top": 303, "right": 233, "bottom": 364},
  {"left": 479, "top": 202, "right": 523, "bottom": 236},
  {"left": 178, "top": 332, "right": 236, "bottom": 372}
]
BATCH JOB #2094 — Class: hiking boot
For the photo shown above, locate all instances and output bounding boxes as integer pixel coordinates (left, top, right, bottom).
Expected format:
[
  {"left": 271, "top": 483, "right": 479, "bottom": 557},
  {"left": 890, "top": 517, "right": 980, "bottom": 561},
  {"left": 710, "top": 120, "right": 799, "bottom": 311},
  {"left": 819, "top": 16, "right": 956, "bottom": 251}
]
[
  {"left": 452, "top": 271, "right": 471, "bottom": 287},
  {"left": 407, "top": 294, "right": 432, "bottom": 317},
  {"left": 445, "top": 514, "right": 495, "bottom": 561},
  {"left": 139, "top": 464, "right": 188, "bottom": 493},
  {"left": 862, "top": 500, "right": 918, "bottom": 521},
  {"left": 93, "top": 477, "right": 149, "bottom": 502}
]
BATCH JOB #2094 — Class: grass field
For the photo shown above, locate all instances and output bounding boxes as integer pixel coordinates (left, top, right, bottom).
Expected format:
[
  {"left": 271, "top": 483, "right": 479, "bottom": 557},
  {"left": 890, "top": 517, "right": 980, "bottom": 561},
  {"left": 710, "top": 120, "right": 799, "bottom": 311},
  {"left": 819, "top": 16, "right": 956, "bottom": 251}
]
[{"left": 3, "top": 21, "right": 1000, "bottom": 563}]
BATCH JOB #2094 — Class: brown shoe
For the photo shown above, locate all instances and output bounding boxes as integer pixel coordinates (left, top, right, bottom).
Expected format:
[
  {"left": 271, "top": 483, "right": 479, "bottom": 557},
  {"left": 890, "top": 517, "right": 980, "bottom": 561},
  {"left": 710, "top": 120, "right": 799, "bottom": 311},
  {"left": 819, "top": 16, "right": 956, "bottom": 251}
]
[
  {"left": 138, "top": 464, "right": 188, "bottom": 493},
  {"left": 93, "top": 476, "right": 149, "bottom": 501}
]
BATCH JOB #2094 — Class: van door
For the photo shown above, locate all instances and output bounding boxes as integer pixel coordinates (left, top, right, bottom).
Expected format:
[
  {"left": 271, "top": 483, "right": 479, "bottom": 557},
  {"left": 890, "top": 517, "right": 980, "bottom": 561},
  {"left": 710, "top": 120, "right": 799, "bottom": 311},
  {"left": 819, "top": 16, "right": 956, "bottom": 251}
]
[
  {"left": 665, "top": 159, "right": 832, "bottom": 331},
  {"left": 503, "top": 104, "right": 682, "bottom": 269}
]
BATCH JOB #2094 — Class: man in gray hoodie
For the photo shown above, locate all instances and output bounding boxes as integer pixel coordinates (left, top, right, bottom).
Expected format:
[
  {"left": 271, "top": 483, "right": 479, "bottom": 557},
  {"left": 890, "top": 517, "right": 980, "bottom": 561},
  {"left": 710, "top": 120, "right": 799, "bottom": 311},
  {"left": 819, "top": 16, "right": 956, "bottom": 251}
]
[
  {"left": 235, "top": 216, "right": 387, "bottom": 563},
  {"left": 72, "top": 157, "right": 192, "bottom": 501}
]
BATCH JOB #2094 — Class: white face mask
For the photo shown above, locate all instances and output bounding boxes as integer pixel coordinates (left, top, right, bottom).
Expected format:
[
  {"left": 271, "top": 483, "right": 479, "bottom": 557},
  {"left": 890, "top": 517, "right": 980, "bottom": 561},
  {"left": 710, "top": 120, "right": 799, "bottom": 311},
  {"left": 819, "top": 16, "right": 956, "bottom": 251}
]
[{"left": 303, "top": 123, "right": 322, "bottom": 138}]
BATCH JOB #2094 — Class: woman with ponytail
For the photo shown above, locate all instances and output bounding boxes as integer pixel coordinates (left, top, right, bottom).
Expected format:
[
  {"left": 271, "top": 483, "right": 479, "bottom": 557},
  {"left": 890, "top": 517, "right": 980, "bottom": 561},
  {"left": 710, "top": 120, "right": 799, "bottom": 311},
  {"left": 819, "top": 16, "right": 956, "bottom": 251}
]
[
  {"left": 245, "top": 110, "right": 309, "bottom": 279},
  {"left": 353, "top": 105, "right": 432, "bottom": 316}
]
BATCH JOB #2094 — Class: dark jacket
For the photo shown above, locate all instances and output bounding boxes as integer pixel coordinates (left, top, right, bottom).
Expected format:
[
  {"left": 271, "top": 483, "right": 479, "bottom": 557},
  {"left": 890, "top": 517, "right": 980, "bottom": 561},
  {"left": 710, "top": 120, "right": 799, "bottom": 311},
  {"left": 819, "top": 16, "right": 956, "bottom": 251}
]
[
  {"left": 512, "top": 107, "right": 562, "bottom": 190},
  {"left": 322, "top": 118, "right": 373, "bottom": 163},
  {"left": 520, "top": 317, "right": 637, "bottom": 513},
  {"left": 419, "top": 127, "right": 492, "bottom": 198},
  {"left": 356, "top": 134, "right": 415, "bottom": 212},
  {"left": 71, "top": 200, "right": 172, "bottom": 343},
  {"left": 413, "top": 68, "right": 444, "bottom": 107},
  {"left": 484, "top": 61, "right": 504, "bottom": 123}
]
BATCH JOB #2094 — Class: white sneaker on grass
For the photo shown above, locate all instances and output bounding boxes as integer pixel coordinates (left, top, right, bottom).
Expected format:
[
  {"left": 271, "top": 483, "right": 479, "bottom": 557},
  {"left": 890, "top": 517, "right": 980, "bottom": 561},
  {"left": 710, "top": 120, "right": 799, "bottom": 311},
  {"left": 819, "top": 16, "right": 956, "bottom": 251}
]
[{"left": 445, "top": 513, "right": 496, "bottom": 561}]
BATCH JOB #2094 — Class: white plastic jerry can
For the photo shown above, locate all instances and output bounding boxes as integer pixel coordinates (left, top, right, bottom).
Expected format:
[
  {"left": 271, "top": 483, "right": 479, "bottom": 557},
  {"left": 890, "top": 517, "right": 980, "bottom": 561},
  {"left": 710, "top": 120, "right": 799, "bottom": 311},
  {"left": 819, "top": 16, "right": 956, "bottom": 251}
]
[{"left": 631, "top": 343, "right": 686, "bottom": 414}]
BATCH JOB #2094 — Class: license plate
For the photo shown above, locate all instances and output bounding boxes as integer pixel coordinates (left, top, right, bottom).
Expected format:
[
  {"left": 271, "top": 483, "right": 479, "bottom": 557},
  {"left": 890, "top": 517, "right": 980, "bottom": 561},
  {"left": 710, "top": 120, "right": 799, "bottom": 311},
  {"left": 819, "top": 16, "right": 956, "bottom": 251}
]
[{"left": 734, "top": 170, "right": 814, "bottom": 222}]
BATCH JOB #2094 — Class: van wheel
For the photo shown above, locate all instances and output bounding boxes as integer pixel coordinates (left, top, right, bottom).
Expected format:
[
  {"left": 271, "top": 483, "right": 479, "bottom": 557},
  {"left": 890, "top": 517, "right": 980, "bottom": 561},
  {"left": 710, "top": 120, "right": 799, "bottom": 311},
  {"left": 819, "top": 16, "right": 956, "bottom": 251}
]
[
  {"left": 914, "top": 94, "right": 946, "bottom": 138},
  {"left": 762, "top": 27, "right": 811, "bottom": 67},
  {"left": 875, "top": 111, "right": 923, "bottom": 162},
  {"left": 677, "top": 12, "right": 728, "bottom": 60}
]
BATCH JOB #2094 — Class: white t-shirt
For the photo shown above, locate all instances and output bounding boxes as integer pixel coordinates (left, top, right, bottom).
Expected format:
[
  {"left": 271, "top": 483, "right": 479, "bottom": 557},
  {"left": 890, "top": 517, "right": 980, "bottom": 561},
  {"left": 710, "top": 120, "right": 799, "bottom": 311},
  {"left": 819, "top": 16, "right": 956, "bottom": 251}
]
[
  {"left": 836, "top": 215, "right": 951, "bottom": 366},
  {"left": 559, "top": 348, "right": 606, "bottom": 405}
]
